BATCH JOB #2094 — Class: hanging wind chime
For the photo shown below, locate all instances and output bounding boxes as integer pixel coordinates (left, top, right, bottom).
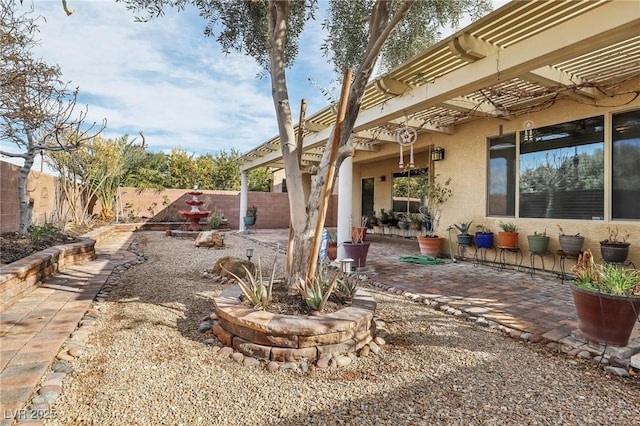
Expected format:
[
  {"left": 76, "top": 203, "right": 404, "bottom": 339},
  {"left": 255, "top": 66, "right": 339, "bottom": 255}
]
[
  {"left": 523, "top": 120, "right": 535, "bottom": 142},
  {"left": 396, "top": 126, "right": 417, "bottom": 169}
]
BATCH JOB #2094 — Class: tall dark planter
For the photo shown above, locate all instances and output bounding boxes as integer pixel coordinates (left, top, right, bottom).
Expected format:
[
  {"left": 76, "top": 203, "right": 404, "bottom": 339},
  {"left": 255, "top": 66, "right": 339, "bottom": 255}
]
[
  {"left": 571, "top": 285, "right": 640, "bottom": 346},
  {"left": 600, "top": 241, "right": 630, "bottom": 263},
  {"left": 343, "top": 242, "right": 370, "bottom": 268}
]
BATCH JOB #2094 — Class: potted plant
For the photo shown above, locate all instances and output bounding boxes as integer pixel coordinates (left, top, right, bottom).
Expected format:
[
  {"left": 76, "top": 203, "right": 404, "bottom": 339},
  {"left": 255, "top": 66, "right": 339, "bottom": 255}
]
[
  {"left": 454, "top": 221, "right": 473, "bottom": 246},
  {"left": 368, "top": 212, "right": 379, "bottom": 227},
  {"left": 497, "top": 221, "right": 519, "bottom": 248},
  {"left": 417, "top": 175, "right": 452, "bottom": 258},
  {"left": 344, "top": 216, "right": 370, "bottom": 268},
  {"left": 600, "top": 226, "right": 631, "bottom": 263},
  {"left": 327, "top": 231, "right": 338, "bottom": 261},
  {"left": 570, "top": 249, "right": 640, "bottom": 346},
  {"left": 557, "top": 224, "right": 584, "bottom": 257},
  {"left": 379, "top": 209, "right": 390, "bottom": 225},
  {"left": 397, "top": 213, "right": 409, "bottom": 230},
  {"left": 408, "top": 213, "right": 424, "bottom": 231},
  {"left": 386, "top": 210, "right": 399, "bottom": 227},
  {"left": 475, "top": 224, "right": 494, "bottom": 249},
  {"left": 244, "top": 205, "right": 257, "bottom": 226},
  {"left": 527, "top": 230, "right": 550, "bottom": 254}
]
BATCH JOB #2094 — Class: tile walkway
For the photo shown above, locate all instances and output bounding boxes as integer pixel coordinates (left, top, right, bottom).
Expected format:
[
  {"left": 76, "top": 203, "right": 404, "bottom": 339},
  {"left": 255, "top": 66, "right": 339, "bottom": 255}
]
[
  {"left": 1, "top": 228, "right": 638, "bottom": 424},
  {"left": 0, "top": 232, "right": 137, "bottom": 426}
]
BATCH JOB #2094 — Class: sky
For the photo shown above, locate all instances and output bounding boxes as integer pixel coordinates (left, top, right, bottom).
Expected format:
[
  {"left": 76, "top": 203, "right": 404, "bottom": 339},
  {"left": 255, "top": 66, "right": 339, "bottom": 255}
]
[{"left": 3, "top": 0, "right": 505, "bottom": 172}]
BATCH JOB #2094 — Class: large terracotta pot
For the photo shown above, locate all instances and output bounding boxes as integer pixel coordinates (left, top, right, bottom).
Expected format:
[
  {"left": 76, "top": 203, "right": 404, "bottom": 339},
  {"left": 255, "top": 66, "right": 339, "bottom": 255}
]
[
  {"left": 571, "top": 285, "right": 640, "bottom": 346},
  {"left": 343, "top": 242, "right": 370, "bottom": 268},
  {"left": 327, "top": 242, "right": 338, "bottom": 261},
  {"left": 497, "top": 231, "right": 519, "bottom": 248},
  {"left": 417, "top": 236, "right": 442, "bottom": 258}
]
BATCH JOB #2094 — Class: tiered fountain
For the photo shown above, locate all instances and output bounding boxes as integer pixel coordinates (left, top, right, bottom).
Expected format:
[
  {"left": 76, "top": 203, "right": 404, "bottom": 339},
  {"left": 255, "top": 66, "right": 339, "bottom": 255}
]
[{"left": 178, "top": 186, "right": 211, "bottom": 231}]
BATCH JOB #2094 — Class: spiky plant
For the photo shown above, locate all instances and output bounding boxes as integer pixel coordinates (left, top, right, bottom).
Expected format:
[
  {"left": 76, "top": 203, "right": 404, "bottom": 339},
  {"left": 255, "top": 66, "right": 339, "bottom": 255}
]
[{"left": 223, "top": 255, "right": 277, "bottom": 310}]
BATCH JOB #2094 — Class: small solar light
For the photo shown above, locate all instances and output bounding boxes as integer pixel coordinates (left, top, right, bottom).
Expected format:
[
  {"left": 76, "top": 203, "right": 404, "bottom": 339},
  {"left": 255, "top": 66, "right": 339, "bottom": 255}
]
[{"left": 246, "top": 248, "right": 254, "bottom": 261}]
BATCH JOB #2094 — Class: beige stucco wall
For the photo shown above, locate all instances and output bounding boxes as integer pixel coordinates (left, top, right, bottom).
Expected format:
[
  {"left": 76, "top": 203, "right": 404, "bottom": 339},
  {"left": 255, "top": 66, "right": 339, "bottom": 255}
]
[{"left": 351, "top": 94, "right": 640, "bottom": 268}]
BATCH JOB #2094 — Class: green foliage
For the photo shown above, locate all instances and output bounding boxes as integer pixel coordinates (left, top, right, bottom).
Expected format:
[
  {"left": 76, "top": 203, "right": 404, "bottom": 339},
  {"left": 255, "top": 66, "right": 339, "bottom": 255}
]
[
  {"left": 424, "top": 175, "right": 452, "bottom": 236},
  {"left": 248, "top": 167, "right": 273, "bottom": 192},
  {"left": 604, "top": 226, "right": 630, "bottom": 244},
  {"left": 246, "top": 206, "right": 257, "bottom": 217},
  {"left": 499, "top": 221, "right": 518, "bottom": 232},
  {"left": 204, "top": 210, "right": 224, "bottom": 230},
  {"left": 572, "top": 250, "right": 639, "bottom": 296},
  {"left": 302, "top": 264, "right": 341, "bottom": 312},
  {"left": 27, "top": 223, "right": 60, "bottom": 241},
  {"left": 454, "top": 221, "right": 473, "bottom": 235},
  {"left": 336, "top": 273, "right": 361, "bottom": 302},
  {"left": 224, "top": 256, "right": 278, "bottom": 310}
]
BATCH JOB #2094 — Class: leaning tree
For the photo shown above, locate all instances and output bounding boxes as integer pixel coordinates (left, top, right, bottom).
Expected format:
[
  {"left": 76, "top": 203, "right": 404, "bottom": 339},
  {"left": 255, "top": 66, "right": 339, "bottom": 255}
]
[
  {"left": 121, "top": 0, "right": 492, "bottom": 289},
  {"left": 0, "top": 0, "right": 105, "bottom": 234}
]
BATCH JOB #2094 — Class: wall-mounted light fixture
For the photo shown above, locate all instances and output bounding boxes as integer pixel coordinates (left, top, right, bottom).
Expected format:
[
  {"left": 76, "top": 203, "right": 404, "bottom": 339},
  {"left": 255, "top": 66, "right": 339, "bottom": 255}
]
[
  {"left": 378, "top": 175, "right": 386, "bottom": 182},
  {"left": 431, "top": 147, "right": 445, "bottom": 161}
]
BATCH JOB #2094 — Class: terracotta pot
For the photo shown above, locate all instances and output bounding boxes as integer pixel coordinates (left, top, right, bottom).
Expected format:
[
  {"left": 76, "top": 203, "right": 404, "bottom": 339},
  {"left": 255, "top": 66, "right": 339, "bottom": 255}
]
[
  {"left": 497, "top": 231, "right": 519, "bottom": 248},
  {"left": 571, "top": 285, "right": 640, "bottom": 346},
  {"left": 343, "top": 242, "right": 370, "bottom": 268},
  {"left": 327, "top": 242, "right": 338, "bottom": 261},
  {"left": 351, "top": 227, "right": 367, "bottom": 242},
  {"left": 417, "top": 236, "right": 442, "bottom": 258}
]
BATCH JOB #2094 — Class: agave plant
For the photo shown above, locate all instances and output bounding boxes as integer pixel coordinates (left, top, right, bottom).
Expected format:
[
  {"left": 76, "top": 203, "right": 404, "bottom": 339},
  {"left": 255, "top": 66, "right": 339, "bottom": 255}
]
[
  {"left": 336, "top": 273, "right": 362, "bottom": 302},
  {"left": 453, "top": 221, "right": 473, "bottom": 235},
  {"left": 301, "top": 263, "right": 341, "bottom": 312},
  {"left": 223, "top": 255, "right": 278, "bottom": 310}
]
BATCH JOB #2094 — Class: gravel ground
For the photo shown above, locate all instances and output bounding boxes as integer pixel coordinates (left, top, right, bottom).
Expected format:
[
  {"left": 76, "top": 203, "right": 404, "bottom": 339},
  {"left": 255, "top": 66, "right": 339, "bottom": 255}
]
[{"left": 47, "top": 231, "right": 640, "bottom": 425}]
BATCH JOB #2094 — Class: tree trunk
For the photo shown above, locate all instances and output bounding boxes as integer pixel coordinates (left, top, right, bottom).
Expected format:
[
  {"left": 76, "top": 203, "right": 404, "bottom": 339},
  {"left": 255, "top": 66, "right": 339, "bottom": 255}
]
[{"left": 17, "top": 136, "right": 37, "bottom": 235}]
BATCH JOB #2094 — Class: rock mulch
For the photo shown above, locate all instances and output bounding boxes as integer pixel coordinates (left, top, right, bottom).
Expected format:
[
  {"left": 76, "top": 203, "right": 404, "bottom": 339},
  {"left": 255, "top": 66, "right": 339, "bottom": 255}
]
[{"left": 37, "top": 232, "right": 640, "bottom": 425}]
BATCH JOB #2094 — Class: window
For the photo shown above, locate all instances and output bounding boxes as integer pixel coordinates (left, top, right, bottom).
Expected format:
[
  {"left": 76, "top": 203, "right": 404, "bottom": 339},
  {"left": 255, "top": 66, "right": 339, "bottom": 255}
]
[
  {"left": 488, "top": 134, "right": 516, "bottom": 216},
  {"left": 392, "top": 167, "right": 428, "bottom": 213},
  {"left": 612, "top": 110, "right": 640, "bottom": 219},
  {"left": 519, "top": 116, "right": 604, "bottom": 219}
]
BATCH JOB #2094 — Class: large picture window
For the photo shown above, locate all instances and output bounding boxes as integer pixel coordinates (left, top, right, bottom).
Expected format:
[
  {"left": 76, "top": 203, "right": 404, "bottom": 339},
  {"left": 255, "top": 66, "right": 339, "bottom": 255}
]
[
  {"left": 488, "top": 134, "right": 516, "bottom": 216},
  {"left": 612, "top": 110, "right": 640, "bottom": 219},
  {"left": 519, "top": 116, "right": 604, "bottom": 219}
]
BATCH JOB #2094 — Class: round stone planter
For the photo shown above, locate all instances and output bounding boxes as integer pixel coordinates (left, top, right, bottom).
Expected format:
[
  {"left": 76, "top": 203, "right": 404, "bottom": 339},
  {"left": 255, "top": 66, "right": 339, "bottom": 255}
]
[
  {"left": 527, "top": 235, "right": 550, "bottom": 254},
  {"left": 600, "top": 241, "right": 630, "bottom": 263},
  {"left": 212, "top": 287, "right": 376, "bottom": 363},
  {"left": 559, "top": 235, "right": 584, "bottom": 257}
]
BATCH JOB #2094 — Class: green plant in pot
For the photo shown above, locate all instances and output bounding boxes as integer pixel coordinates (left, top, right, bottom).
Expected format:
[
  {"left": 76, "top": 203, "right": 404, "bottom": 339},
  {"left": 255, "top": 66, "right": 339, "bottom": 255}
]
[
  {"left": 244, "top": 205, "right": 257, "bottom": 226},
  {"left": 454, "top": 221, "right": 473, "bottom": 246},
  {"left": 417, "top": 175, "right": 452, "bottom": 258},
  {"left": 408, "top": 212, "right": 424, "bottom": 231},
  {"left": 527, "top": 230, "right": 550, "bottom": 254},
  {"left": 570, "top": 249, "right": 640, "bottom": 346},
  {"left": 556, "top": 224, "right": 584, "bottom": 257},
  {"left": 475, "top": 224, "right": 494, "bottom": 249},
  {"left": 497, "top": 221, "right": 519, "bottom": 248},
  {"left": 600, "top": 226, "right": 631, "bottom": 264}
]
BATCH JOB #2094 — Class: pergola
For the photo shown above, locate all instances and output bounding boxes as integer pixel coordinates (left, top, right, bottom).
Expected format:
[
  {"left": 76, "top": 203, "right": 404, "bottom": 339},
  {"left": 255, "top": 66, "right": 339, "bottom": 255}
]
[{"left": 236, "top": 0, "right": 640, "bottom": 239}]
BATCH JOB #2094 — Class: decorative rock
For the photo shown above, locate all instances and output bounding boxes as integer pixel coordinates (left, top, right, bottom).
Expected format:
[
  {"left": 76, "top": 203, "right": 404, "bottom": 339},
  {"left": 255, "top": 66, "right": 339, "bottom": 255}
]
[
  {"left": 335, "top": 356, "right": 352, "bottom": 367},
  {"left": 194, "top": 231, "right": 224, "bottom": 248},
  {"left": 266, "top": 361, "right": 280, "bottom": 372},
  {"left": 604, "top": 366, "right": 630, "bottom": 378},
  {"left": 217, "top": 346, "right": 233, "bottom": 358},
  {"left": 202, "top": 339, "right": 217, "bottom": 346},
  {"left": 520, "top": 333, "right": 532, "bottom": 341},
  {"left": 577, "top": 350, "right": 591, "bottom": 359},
  {"left": 280, "top": 362, "right": 299, "bottom": 371},
  {"left": 300, "top": 361, "right": 309, "bottom": 373},
  {"left": 39, "top": 385, "right": 62, "bottom": 395},
  {"left": 529, "top": 334, "right": 544, "bottom": 343},
  {"left": 629, "top": 353, "right": 640, "bottom": 370},
  {"left": 593, "top": 356, "right": 609, "bottom": 366},
  {"left": 32, "top": 391, "right": 60, "bottom": 404},
  {"left": 369, "top": 341, "right": 380, "bottom": 355},
  {"left": 212, "top": 256, "right": 255, "bottom": 278},
  {"left": 244, "top": 357, "right": 260, "bottom": 368},
  {"left": 198, "top": 321, "right": 212, "bottom": 333},
  {"left": 316, "top": 356, "right": 331, "bottom": 369},
  {"left": 358, "top": 345, "right": 370, "bottom": 357},
  {"left": 209, "top": 312, "right": 219, "bottom": 321},
  {"left": 374, "top": 336, "right": 385, "bottom": 346},
  {"left": 68, "top": 346, "right": 84, "bottom": 358},
  {"left": 231, "top": 352, "right": 244, "bottom": 363},
  {"left": 56, "top": 351, "right": 74, "bottom": 362},
  {"left": 476, "top": 317, "right": 490, "bottom": 327},
  {"left": 51, "top": 361, "right": 74, "bottom": 374}
]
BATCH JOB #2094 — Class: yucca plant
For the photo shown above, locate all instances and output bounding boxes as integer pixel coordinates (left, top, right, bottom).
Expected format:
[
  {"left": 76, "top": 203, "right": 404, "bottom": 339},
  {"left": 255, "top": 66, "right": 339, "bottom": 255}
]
[{"left": 223, "top": 255, "right": 278, "bottom": 310}]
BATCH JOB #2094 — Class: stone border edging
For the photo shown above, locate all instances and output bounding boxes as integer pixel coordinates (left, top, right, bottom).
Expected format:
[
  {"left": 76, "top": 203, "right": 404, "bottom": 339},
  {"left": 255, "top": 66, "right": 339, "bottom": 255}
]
[
  {"left": 212, "top": 287, "right": 377, "bottom": 363},
  {"left": 366, "top": 279, "right": 640, "bottom": 379}
]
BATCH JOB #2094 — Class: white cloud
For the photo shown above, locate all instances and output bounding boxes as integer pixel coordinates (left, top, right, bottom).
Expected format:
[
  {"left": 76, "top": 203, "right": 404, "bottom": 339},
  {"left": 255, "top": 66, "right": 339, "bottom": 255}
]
[{"left": 15, "top": 0, "right": 335, "bottom": 160}]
